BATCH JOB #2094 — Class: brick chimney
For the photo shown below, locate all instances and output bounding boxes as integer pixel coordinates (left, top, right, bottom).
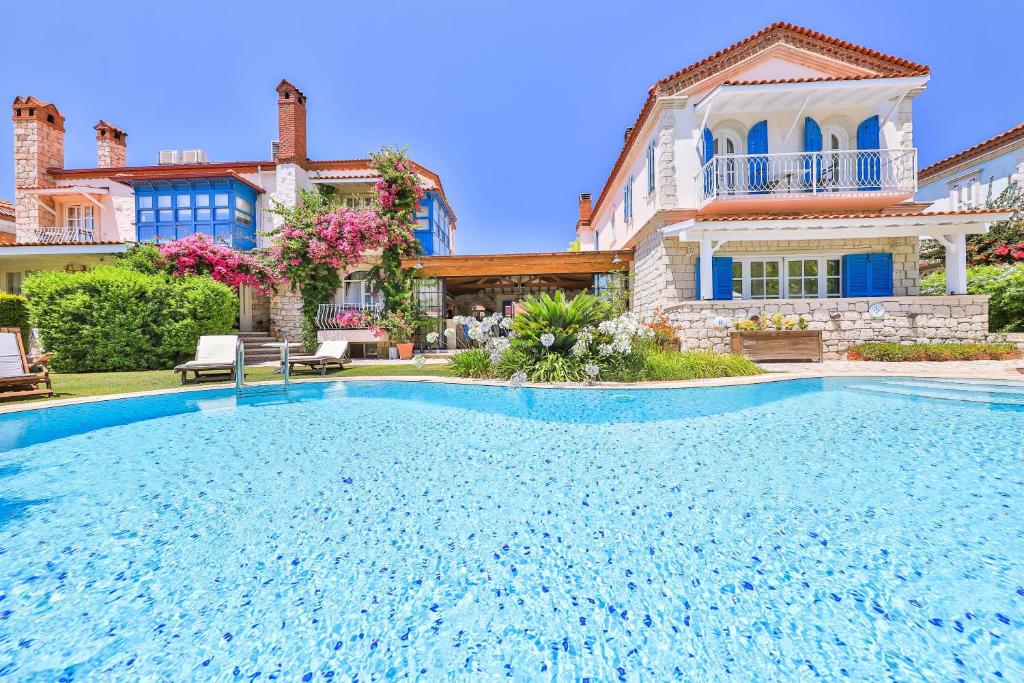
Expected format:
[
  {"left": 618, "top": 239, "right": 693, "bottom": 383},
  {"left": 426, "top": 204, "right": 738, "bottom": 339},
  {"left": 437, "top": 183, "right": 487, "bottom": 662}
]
[
  {"left": 576, "top": 192, "right": 595, "bottom": 250},
  {"left": 275, "top": 79, "right": 307, "bottom": 164},
  {"left": 94, "top": 120, "right": 127, "bottom": 167},
  {"left": 12, "top": 96, "right": 65, "bottom": 239}
]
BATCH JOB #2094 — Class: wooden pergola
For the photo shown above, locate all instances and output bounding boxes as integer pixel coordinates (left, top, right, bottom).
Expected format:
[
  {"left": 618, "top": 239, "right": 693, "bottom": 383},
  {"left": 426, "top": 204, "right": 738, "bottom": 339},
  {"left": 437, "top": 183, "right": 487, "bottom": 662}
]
[{"left": 400, "top": 250, "right": 633, "bottom": 278}]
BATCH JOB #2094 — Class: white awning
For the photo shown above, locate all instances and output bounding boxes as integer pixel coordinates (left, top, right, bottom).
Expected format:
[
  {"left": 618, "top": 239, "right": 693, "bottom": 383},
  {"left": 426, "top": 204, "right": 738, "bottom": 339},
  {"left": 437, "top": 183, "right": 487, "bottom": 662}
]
[
  {"left": 694, "top": 76, "right": 929, "bottom": 116},
  {"left": 662, "top": 209, "right": 1012, "bottom": 242}
]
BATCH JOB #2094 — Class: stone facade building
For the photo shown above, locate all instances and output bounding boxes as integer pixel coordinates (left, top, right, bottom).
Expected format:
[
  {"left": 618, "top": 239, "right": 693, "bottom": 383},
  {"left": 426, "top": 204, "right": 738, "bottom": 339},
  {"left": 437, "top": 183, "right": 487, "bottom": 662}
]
[{"left": 575, "top": 22, "right": 1011, "bottom": 356}]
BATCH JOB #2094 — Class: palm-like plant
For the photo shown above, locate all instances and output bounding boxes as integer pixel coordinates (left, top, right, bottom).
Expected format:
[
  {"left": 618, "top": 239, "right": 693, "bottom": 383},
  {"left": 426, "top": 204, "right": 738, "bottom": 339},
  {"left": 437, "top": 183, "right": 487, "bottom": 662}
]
[{"left": 511, "top": 291, "right": 611, "bottom": 354}]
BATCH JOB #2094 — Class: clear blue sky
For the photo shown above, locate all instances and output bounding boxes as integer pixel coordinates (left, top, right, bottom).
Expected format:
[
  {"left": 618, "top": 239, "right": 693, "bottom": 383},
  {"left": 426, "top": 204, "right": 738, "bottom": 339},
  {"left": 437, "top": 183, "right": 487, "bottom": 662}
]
[{"left": 3, "top": 0, "right": 1021, "bottom": 254}]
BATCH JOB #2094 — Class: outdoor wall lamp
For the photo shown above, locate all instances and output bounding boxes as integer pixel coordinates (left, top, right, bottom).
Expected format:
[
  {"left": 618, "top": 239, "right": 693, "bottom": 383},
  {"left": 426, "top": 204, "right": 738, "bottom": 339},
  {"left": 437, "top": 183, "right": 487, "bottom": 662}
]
[
  {"left": 413, "top": 256, "right": 424, "bottom": 270},
  {"left": 611, "top": 251, "right": 622, "bottom": 264}
]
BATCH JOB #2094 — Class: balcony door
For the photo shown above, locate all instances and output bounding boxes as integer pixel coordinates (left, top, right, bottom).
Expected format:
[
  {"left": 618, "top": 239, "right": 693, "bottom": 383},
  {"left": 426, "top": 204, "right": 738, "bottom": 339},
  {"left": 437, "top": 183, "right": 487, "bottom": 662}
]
[
  {"left": 713, "top": 130, "right": 743, "bottom": 194},
  {"left": 821, "top": 126, "right": 851, "bottom": 191}
]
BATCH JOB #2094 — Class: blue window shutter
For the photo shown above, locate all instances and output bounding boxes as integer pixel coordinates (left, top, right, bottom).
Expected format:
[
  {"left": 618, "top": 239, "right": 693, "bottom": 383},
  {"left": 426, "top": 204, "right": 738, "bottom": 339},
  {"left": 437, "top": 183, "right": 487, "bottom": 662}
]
[
  {"left": 647, "top": 142, "right": 656, "bottom": 193},
  {"left": 869, "top": 252, "right": 893, "bottom": 296},
  {"left": 702, "top": 128, "right": 714, "bottom": 164},
  {"left": 842, "top": 253, "right": 892, "bottom": 297},
  {"left": 747, "top": 121, "right": 768, "bottom": 192},
  {"left": 803, "top": 117, "right": 822, "bottom": 186},
  {"left": 856, "top": 115, "right": 881, "bottom": 191},
  {"left": 842, "top": 254, "right": 869, "bottom": 296},
  {"left": 696, "top": 256, "right": 733, "bottom": 300}
]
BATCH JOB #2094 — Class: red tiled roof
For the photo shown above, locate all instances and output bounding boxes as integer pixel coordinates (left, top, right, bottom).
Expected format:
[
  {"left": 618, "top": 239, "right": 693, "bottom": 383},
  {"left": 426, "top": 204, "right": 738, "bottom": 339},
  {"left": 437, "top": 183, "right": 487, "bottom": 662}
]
[
  {"left": 587, "top": 23, "right": 930, "bottom": 226},
  {"left": 720, "top": 74, "right": 909, "bottom": 87},
  {"left": 697, "top": 208, "right": 1010, "bottom": 222},
  {"left": 111, "top": 168, "right": 267, "bottom": 193},
  {"left": 0, "top": 240, "right": 126, "bottom": 248},
  {"left": 919, "top": 122, "right": 1024, "bottom": 182},
  {"left": 0, "top": 198, "right": 14, "bottom": 220},
  {"left": 52, "top": 161, "right": 276, "bottom": 179},
  {"left": 0, "top": 233, "right": 15, "bottom": 244}
]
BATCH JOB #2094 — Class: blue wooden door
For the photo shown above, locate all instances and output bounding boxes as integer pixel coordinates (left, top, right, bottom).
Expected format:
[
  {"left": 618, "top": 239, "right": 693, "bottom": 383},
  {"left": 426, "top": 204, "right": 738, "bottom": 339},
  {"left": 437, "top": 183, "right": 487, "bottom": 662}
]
[
  {"left": 803, "top": 117, "right": 822, "bottom": 189},
  {"left": 747, "top": 121, "right": 768, "bottom": 193},
  {"left": 857, "top": 116, "right": 881, "bottom": 191}
]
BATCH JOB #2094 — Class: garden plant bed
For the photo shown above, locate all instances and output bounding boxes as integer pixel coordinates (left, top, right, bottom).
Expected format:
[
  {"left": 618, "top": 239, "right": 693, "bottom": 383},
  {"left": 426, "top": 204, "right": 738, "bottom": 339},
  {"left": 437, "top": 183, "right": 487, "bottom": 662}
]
[
  {"left": 730, "top": 330, "right": 823, "bottom": 363},
  {"left": 847, "top": 342, "right": 1022, "bottom": 362}
]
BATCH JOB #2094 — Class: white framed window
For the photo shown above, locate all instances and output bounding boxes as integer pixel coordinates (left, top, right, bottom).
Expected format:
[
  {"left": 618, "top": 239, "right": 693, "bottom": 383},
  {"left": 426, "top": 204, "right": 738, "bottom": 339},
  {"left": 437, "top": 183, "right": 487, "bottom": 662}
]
[
  {"left": 65, "top": 204, "right": 94, "bottom": 229},
  {"left": 730, "top": 256, "right": 842, "bottom": 300},
  {"left": 623, "top": 177, "right": 633, "bottom": 221},
  {"left": 4, "top": 272, "right": 22, "bottom": 295},
  {"left": 948, "top": 172, "right": 980, "bottom": 209},
  {"left": 343, "top": 195, "right": 373, "bottom": 210},
  {"left": 338, "top": 270, "right": 381, "bottom": 308},
  {"left": 646, "top": 141, "right": 656, "bottom": 195}
]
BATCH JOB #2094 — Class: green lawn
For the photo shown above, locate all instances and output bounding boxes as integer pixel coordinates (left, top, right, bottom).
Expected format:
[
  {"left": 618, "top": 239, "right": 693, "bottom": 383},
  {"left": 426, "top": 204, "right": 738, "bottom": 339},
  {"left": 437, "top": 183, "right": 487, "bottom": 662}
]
[{"left": 5, "top": 364, "right": 450, "bottom": 406}]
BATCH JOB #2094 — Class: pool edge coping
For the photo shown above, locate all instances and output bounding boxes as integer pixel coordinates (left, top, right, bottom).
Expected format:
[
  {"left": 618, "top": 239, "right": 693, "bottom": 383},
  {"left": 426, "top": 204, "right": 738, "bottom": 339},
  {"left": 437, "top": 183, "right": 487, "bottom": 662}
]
[{"left": 2, "top": 367, "right": 1022, "bottom": 415}]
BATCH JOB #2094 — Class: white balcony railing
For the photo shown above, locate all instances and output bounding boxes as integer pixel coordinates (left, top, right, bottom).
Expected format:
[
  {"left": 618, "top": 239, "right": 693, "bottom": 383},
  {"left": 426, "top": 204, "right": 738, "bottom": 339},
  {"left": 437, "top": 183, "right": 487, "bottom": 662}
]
[
  {"left": 22, "top": 225, "right": 97, "bottom": 244},
  {"left": 315, "top": 302, "right": 384, "bottom": 329},
  {"left": 697, "top": 148, "right": 917, "bottom": 206}
]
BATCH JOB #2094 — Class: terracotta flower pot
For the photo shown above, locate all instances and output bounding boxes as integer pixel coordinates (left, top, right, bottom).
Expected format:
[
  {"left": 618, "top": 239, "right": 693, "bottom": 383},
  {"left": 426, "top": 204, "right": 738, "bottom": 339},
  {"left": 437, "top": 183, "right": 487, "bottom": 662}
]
[{"left": 396, "top": 342, "right": 414, "bottom": 360}]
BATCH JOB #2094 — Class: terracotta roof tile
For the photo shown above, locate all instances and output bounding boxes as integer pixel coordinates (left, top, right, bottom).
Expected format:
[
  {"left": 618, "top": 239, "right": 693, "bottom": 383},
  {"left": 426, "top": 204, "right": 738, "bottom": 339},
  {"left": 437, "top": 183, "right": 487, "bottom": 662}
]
[
  {"left": 0, "top": 198, "right": 14, "bottom": 220},
  {"left": 720, "top": 74, "right": 908, "bottom": 86},
  {"left": 919, "top": 122, "right": 1024, "bottom": 182},
  {"left": 587, "top": 23, "right": 930, "bottom": 225},
  {"left": 0, "top": 240, "right": 126, "bottom": 248},
  {"left": 697, "top": 208, "right": 1010, "bottom": 221}
]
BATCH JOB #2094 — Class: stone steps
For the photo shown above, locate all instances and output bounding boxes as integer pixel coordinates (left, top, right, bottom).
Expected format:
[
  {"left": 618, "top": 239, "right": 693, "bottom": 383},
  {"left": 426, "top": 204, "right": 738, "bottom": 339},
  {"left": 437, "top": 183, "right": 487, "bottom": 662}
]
[{"left": 234, "top": 331, "right": 305, "bottom": 365}]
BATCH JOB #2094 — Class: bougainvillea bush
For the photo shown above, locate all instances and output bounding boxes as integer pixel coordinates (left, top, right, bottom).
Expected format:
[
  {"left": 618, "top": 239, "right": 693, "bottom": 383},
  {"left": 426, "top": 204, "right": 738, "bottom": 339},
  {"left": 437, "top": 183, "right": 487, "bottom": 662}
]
[
  {"left": 159, "top": 234, "right": 278, "bottom": 294},
  {"left": 271, "top": 147, "right": 424, "bottom": 349}
]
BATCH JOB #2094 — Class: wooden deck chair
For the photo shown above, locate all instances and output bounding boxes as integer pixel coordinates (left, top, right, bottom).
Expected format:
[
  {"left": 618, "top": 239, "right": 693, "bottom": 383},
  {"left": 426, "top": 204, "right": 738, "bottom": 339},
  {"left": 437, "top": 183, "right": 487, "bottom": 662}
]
[
  {"left": 173, "top": 335, "right": 239, "bottom": 385},
  {"left": 287, "top": 339, "right": 350, "bottom": 375},
  {"left": 0, "top": 327, "right": 53, "bottom": 401}
]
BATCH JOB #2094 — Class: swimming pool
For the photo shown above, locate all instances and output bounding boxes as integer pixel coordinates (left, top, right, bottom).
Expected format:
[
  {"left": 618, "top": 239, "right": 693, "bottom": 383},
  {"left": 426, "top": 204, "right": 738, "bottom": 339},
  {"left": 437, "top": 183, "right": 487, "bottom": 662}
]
[{"left": 1, "top": 377, "right": 1022, "bottom": 680}]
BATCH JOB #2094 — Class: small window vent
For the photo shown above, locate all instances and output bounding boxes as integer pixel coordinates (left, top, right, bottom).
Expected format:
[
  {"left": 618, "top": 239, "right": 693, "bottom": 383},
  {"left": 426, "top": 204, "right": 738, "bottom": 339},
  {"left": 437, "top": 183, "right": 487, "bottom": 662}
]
[{"left": 270, "top": 140, "right": 280, "bottom": 161}]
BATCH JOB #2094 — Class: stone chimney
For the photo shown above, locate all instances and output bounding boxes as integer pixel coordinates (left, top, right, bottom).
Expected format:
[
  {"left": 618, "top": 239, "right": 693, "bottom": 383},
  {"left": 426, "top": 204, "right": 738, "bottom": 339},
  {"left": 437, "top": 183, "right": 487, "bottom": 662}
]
[
  {"left": 94, "top": 120, "right": 127, "bottom": 167},
  {"left": 12, "top": 96, "right": 65, "bottom": 239},
  {"left": 275, "top": 79, "right": 307, "bottom": 164}
]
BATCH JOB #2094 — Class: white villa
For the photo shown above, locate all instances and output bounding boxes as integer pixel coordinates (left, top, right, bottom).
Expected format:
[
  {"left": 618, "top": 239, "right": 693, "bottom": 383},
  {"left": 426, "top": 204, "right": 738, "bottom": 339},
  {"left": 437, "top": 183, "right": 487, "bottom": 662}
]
[
  {"left": 917, "top": 121, "right": 1024, "bottom": 211},
  {"left": 576, "top": 23, "right": 1012, "bottom": 357}
]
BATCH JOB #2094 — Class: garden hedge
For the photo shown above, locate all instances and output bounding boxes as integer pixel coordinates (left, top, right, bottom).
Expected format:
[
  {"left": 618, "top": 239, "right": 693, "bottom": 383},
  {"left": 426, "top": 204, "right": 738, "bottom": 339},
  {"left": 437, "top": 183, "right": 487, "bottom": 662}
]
[
  {"left": 23, "top": 266, "right": 238, "bottom": 372},
  {"left": 0, "top": 293, "right": 31, "bottom": 345},
  {"left": 847, "top": 342, "right": 1021, "bottom": 362},
  {"left": 920, "top": 264, "right": 1024, "bottom": 332}
]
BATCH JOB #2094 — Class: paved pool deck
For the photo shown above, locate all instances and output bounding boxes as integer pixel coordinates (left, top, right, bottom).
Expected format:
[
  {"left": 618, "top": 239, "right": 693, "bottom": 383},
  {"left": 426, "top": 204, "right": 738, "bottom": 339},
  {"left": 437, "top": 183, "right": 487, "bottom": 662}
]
[{"left": 1, "top": 360, "right": 1021, "bottom": 414}]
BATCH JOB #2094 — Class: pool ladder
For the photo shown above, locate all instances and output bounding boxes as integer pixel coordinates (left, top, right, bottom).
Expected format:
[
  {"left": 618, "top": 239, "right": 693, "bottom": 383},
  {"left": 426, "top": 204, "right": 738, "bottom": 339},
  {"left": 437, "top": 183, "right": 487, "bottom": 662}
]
[{"left": 235, "top": 338, "right": 291, "bottom": 397}]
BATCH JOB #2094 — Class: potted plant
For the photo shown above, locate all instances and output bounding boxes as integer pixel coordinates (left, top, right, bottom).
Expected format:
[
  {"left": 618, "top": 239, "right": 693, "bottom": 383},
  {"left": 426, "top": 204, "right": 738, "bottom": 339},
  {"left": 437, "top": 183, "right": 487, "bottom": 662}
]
[
  {"left": 730, "top": 312, "right": 822, "bottom": 362},
  {"left": 372, "top": 310, "right": 418, "bottom": 360}
]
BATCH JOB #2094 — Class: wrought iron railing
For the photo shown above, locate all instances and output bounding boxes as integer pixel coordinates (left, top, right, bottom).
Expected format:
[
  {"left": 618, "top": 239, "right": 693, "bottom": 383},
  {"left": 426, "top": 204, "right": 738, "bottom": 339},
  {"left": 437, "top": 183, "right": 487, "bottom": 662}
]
[
  {"left": 22, "top": 225, "right": 97, "bottom": 243},
  {"left": 315, "top": 302, "right": 384, "bottom": 329},
  {"left": 697, "top": 148, "right": 917, "bottom": 205}
]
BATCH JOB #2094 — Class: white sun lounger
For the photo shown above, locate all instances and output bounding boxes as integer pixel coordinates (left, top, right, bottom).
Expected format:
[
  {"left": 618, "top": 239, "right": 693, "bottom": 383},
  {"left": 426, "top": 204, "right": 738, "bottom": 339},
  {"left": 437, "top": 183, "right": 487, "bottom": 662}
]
[
  {"left": 173, "top": 335, "right": 239, "bottom": 384},
  {"left": 287, "top": 339, "right": 350, "bottom": 375}
]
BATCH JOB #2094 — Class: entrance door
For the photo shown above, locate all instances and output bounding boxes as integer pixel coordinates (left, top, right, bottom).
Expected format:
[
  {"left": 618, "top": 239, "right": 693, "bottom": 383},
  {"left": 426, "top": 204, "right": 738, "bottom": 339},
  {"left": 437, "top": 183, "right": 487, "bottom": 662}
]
[{"left": 239, "top": 285, "right": 254, "bottom": 332}]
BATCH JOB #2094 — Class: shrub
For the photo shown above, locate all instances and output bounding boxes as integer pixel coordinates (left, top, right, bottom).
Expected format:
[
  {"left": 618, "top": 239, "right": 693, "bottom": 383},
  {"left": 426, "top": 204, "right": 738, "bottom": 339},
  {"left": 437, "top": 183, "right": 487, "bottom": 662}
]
[
  {"left": 0, "top": 293, "right": 30, "bottom": 345},
  {"left": 920, "top": 264, "right": 1024, "bottom": 331},
  {"left": 847, "top": 342, "right": 1020, "bottom": 362},
  {"left": 446, "top": 348, "right": 493, "bottom": 378},
  {"left": 512, "top": 292, "right": 612, "bottom": 355},
  {"left": 24, "top": 266, "right": 237, "bottom": 372}
]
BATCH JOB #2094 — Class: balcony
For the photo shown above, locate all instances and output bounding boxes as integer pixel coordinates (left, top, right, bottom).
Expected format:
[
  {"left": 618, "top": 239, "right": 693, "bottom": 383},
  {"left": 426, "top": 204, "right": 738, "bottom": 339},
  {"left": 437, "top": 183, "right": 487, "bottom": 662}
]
[
  {"left": 21, "top": 225, "right": 99, "bottom": 244},
  {"left": 315, "top": 302, "right": 384, "bottom": 329},
  {"left": 697, "top": 148, "right": 917, "bottom": 214}
]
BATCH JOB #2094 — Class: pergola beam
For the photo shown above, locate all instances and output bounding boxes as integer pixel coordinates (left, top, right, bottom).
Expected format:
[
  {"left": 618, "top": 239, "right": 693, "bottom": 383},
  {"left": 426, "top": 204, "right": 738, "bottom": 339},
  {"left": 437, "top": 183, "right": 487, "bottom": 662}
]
[{"left": 402, "top": 250, "right": 632, "bottom": 278}]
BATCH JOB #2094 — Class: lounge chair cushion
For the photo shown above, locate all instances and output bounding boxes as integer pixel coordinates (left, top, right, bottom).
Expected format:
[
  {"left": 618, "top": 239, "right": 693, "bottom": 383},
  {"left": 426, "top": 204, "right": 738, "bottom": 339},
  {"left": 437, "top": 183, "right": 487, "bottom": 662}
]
[
  {"left": 290, "top": 340, "right": 349, "bottom": 364},
  {"left": 0, "top": 331, "right": 27, "bottom": 378},
  {"left": 195, "top": 335, "right": 239, "bottom": 364}
]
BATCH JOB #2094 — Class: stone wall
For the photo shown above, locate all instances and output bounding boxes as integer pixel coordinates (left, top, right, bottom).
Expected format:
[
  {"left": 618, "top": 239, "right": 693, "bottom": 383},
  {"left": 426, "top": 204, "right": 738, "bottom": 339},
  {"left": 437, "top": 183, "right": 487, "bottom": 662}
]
[
  {"left": 270, "top": 289, "right": 304, "bottom": 342},
  {"left": 630, "top": 231, "right": 920, "bottom": 320},
  {"left": 665, "top": 295, "right": 990, "bottom": 359}
]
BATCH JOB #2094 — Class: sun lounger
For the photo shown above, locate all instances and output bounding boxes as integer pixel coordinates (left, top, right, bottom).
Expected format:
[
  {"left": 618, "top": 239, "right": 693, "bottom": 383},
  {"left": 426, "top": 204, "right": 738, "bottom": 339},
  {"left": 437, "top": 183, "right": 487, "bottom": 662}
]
[
  {"left": 287, "top": 339, "right": 350, "bottom": 375},
  {"left": 173, "top": 335, "right": 239, "bottom": 384},
  {"left": 0, "top": 327, "right": 53, "bottom": 401}
]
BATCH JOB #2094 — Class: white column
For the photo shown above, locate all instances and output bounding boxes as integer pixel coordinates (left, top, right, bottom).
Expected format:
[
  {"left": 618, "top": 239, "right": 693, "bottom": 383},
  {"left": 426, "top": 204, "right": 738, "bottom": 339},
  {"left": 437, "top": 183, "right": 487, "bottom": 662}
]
[
  {"left": 699, "top": 236, "right": 714, "bottom": 300},
  {"left": 943, "top": 233, "right": 968, "bottom": 295}
]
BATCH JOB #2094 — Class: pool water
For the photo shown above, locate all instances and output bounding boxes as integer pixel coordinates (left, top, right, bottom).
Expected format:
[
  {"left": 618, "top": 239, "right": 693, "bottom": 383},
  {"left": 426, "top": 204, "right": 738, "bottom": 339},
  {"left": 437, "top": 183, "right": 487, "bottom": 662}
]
[{"left": 0, "top": 378, "right": 1022, "bottom": 680}]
